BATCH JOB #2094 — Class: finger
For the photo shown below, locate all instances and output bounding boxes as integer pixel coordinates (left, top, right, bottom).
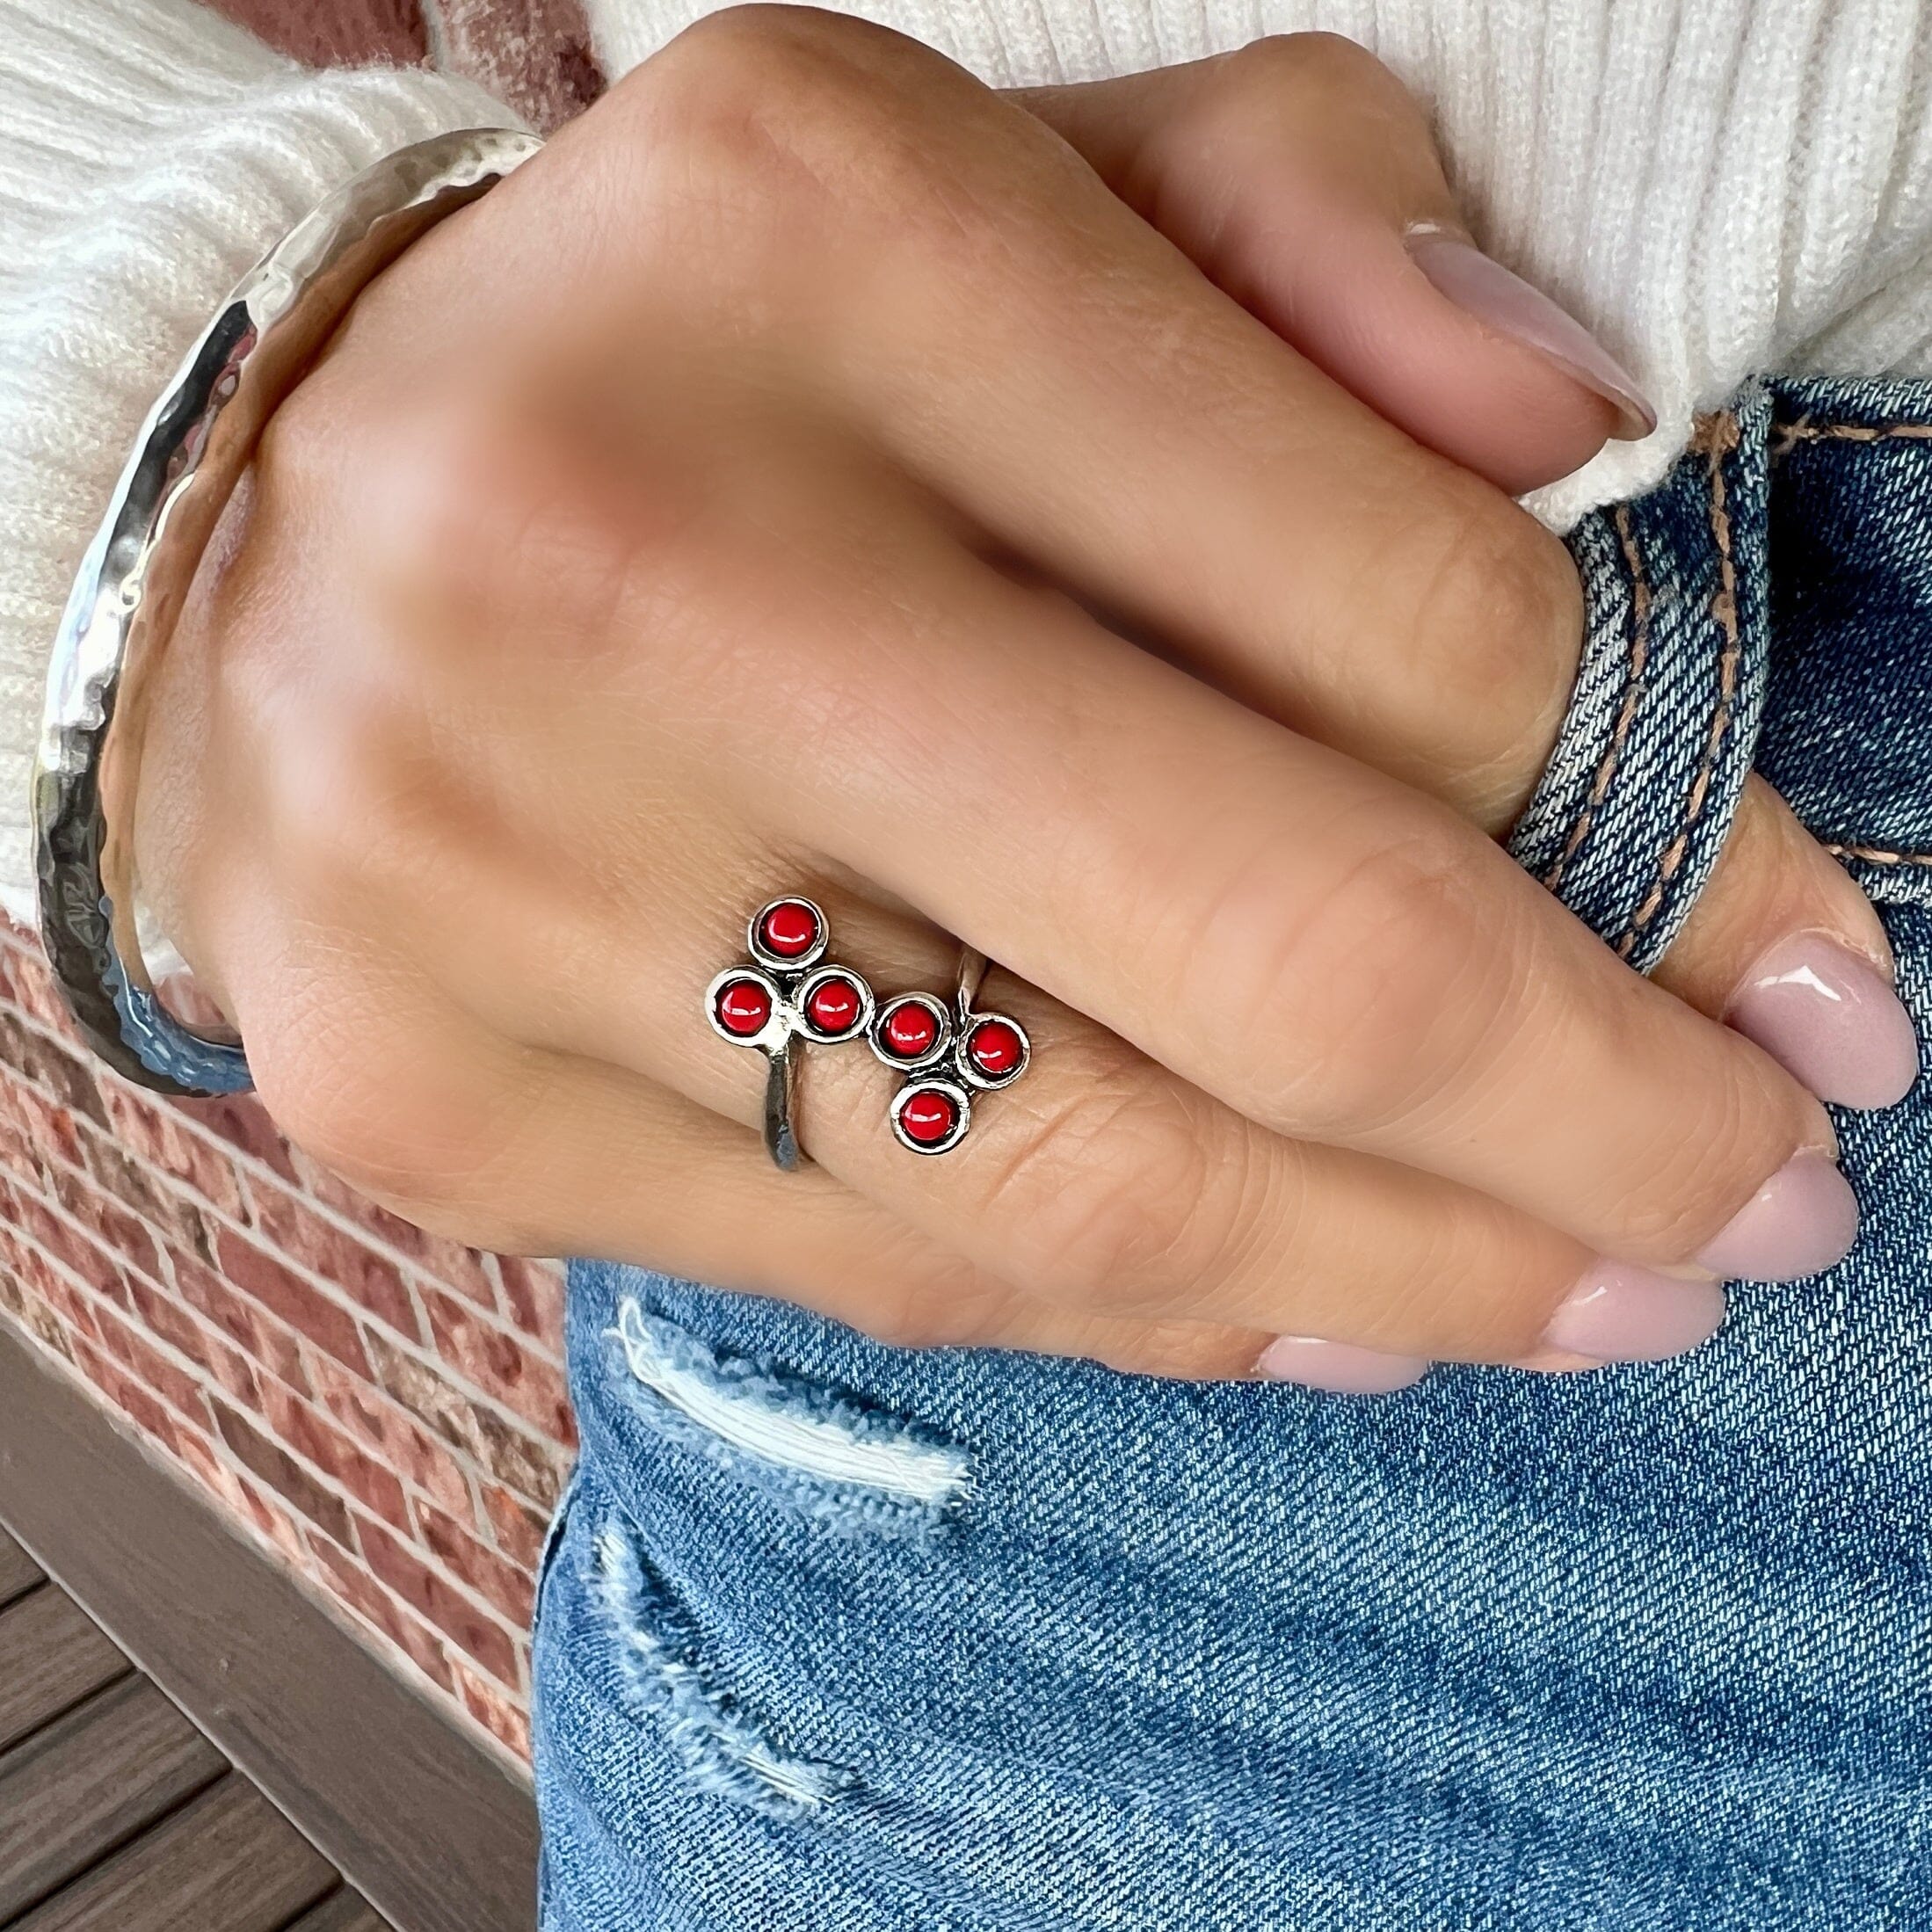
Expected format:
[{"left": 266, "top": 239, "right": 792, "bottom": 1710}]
[
  {"left": 764, "top": 44, "right": 1588, "bottom": 822},
  {"left": 1016, "top": 35, "right": 1652, "bottom": 497},
  {"left": 215, "top": 900, "right": 1296, "bottom": 1383},
  {"left": 642, "top": 504, "right": 1847, "bottom": 1280},
  {"left": 403, "top": 832, "right": 1732, "bottom": 1369},
  {"left": 1013, "top": 50, "right": 1919, "bottom": 1116},
  {"left": 1646, "top": 775, "right": 1920, "bottom": 1109},
  {"left": 341, "top": 401, "right": 1848, "bottom": 1285}
]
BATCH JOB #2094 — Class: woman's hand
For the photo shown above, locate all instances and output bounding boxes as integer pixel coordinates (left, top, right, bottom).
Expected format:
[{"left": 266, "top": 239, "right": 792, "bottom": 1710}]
[{"left": 136, "top": 11, "right": 1899, "bottom": 1385}]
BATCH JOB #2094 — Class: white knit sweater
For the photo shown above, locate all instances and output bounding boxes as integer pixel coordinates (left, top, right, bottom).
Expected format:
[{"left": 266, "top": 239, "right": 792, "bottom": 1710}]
[{"left": 4, "top": 0, "right": 1932, "bottom": 928}]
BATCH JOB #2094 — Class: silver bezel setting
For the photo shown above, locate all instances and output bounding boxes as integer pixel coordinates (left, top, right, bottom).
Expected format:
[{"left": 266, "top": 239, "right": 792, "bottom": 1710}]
[
  {"left": 792, "top": 962, "right": 876, "bottom": 1045},
  {"left": 704, "top": 966, "right": 789, "bottom": 1055},
  {"left": 890, "top": 1079, "right": 972, "bottom": 1157},
  {"left": 955, "top": 1012, "right": 1031, "bottom": 1092},
  {"left": 746, "top": 896, "right": 829, "bottom": 975},
  {"left": 868, "top": 991, "right": 955, "bottom": 1073}
]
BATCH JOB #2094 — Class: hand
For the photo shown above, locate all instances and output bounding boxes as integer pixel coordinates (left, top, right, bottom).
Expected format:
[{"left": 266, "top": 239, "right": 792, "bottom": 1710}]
[{"left": 135, "top": 12, "right": 1892, "bottom": 1385}]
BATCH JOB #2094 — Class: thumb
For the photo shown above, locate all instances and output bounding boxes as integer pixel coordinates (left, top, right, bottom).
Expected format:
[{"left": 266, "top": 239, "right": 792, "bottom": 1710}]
[{"left": 1018, "top": 35, "right": 1654, "bottom": 498}]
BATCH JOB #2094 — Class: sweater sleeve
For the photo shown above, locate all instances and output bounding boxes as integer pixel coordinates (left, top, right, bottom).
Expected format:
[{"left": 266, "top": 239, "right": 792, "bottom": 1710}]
[{"left": 0, "top": 0, "right": 525, "bottom": 928}]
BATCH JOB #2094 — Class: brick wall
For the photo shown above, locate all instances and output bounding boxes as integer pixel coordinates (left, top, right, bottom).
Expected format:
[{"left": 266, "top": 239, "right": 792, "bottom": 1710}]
[{"left": 0, "top": 915, "right": 573, "bottom": 1766}]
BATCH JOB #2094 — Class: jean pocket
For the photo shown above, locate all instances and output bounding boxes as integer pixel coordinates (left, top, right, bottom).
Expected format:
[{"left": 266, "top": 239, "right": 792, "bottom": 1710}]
[{"left": 1508, "top": 389, "right": 1774, "bottom": 971}]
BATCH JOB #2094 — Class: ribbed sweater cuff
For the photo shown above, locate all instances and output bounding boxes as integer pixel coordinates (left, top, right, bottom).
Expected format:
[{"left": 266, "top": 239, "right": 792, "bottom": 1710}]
[{"left": 0, "top": 0, "right": 527, "bottom": 927}]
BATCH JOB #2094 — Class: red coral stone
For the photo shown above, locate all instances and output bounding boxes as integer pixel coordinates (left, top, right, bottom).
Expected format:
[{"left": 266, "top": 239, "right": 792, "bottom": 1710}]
[
  {"left": 805, "top": 976, "right": 862, "bottom": 1035},
  {"left": 882, "top": 1000, "right": 940, "bottom": 1059},
  {"left": 967, "top": 1019, "right": 1024, "bottom": 1077},
  {"left": 716, "top": 978, "right": 773, "bottom": 1036},
  {"left": 759, "top": 900, "right": 820, "bottom": 957},
  {"left": 900, "top": 1088, "right": 959, "bottom": 1145}
]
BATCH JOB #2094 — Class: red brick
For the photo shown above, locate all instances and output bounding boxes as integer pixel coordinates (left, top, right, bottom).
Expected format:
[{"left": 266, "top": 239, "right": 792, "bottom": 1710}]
[
  {"left": 72, "top": 1125, "right": 215, "bottom": 1261},
  {"left": 480, "top": 1484, "right": 550, "bottom": 1572},
  {"left": 257, "top": 1378, "right": 410, "bottom": 1532},
  {"left": 168, "top": 1247, "right": 313, "bottom": 1393},
  {"left": 305, "top": 1351, "right": 474, "bottom": 1521},
  {"left": 3, "top": 952, "right": 86, "bottom": 1040},
  {"left": 244, "top": 1186, "right": 420, "bottom": 1341},
  {"left": 0, "top": 1274, "right": 73, "bottom": 1360},
  {"left": 0, "top": 1068, "right": 83, "bottom": 1175},
  {"left": 415, "top": 1500, "right": 534, "bottom": 1630},
  {"left": 496, "top": 1257, "right": 564, "bottom": 1351},
  {"left": 421, "top": 1288, "right": 571, "bottom": 1441},
  {"left": 210, "top": 1398, "right": 353, "bottom": 1549},
  {"left": 449, "top": 1655, "right": 532, "bottom": 1761},
  {"left": 97, "top": 1082, "right": 248, "bottom": 1219},
  {"left": 292, "top": 1151, "right": 498, "bottom": 1310},
  {"left": 236, "top": 1474, "right": 312, "bottom": 1572},
  {"left": 2, "top": 1234, "right": 104, "bottom": 1344},
  {"left": 173, "top": 1424, "right": 249, "bottom": 1514},
  {"left": 357, "top": 1515, "right": 518, "bottom": 1681},
  {"left": 0, "top": 1107, "right": 42, "bottom": 1187},
  {"left": 177, "top": 1091, "right": 299, "bottom": 1184},
  {"left": 7, "top": 1180, "right": 115, "bottom": 1290},
  {"left": 363, "top": 1328, "right": 570, "bottom": 1507},
  {"left": 122, "top": 1273, "right": 262, "bottom": 1409},
  {"left": 40, "top": 1158, "right": 164, "bottom": 1285},
  {"left": 309, "top": 1529, "right": 460, "bottom": 1698},
  {"left": 90, "top": 1299, "right": 206, "bottom": 1420},
  {"left": 72, "top": 1336, "right": 179, "bottom": 1449},
  {"left": 0, "top": 1010, "right": 108, "bottom": 1126},
  {"left": 212, "top": 1226, "right": 370, "bottom": 1376}
]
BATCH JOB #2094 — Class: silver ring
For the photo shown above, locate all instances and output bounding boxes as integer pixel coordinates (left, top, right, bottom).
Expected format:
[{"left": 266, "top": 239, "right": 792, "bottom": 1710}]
[
  {"left": 707, "top": 897, "right": 875, "bottom": 1170},
  {"left": 875, "top": 943, "right": 1031, "bottom": 1156}
]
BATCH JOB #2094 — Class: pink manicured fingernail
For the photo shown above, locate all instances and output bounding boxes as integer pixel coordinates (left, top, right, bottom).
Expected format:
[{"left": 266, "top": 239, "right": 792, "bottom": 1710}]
[
  {"left": 1696, "top": 1151, "right": 1859, "bottom": 1281},
  {"left": 1405, "top": 229, "right": 1656, "bottom": 439},
  {"left": 1542, "top": 1260, "right": 1726, "bottom": 1363},
  {"left": 1255, "top": 1335, "right": 1430, "bottom": 1393},
  {"left": 1725, "top": 932, "right": 1920, "bottom": 1109}
]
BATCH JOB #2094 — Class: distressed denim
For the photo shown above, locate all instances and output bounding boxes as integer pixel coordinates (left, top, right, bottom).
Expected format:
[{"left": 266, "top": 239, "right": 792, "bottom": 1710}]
[{"left": 533, "top": 375, "right": 1932, "bottom": 1930}]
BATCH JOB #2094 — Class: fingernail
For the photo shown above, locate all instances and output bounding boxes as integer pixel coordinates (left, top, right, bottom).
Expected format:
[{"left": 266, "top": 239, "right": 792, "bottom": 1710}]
[
  {"left": 1541, "top": 1260, "right": 1726, "bottom": 1363},
  {"left": 1725, "top": 931, "right": 1920, "bottom": 1110},
  {"left": 1695, "top": 1150, "right": 1859, "bottom": 1282},
  {"left": 1405, "top": 228, "right": 1657, "bottom": 440},
  {"left": 1255, "top": 1335, "right": 1430, "bottom": 1394}
]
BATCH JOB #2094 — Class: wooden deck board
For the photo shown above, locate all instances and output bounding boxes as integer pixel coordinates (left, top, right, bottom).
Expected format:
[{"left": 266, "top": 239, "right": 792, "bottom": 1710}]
[
  {"left": 0, "top": 1322, "right": 538, "bottom": 1932},
  {"left": 0, "top": 1558, "right": 399, "bottom": 1932},
  {"left": 0, "top": 1530, "right": 39, "bottom": 1610},
  {"left": 0, "top": 1588, "right": 127, "bottom": 1754},
  {"left": 286, "top": 1893, "right": 393, "bottom": 1932},
  {"left": 5, "top": 1776, "right": 338, "bottom": 1932},
  {"left": 0, "top": 1675, "right": 226, "bottom": 1921}
]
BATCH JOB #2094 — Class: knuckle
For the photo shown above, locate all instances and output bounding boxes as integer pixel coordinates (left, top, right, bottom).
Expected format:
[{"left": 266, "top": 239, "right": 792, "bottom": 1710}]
[
  {"left": 1217, "top": 31, "right": 1411, "bottom": 112},
  {"left": 254, "top": 1028, "right": 514, "bottom": 1231},
  {"left": 1388, "top": 481, "right": 1583, "bottom": 770},
  {"left": 624, "top": 5, "right": 957, "bottom": 227},
  {"left": 271, "top": 703, "right": 461, "bottom": 921},
  {"left": 1198, "top": 820, "right": 1512, "bottom": 1138},
  {"left": 977, "top": 1064, "right": 1221, "bottom": 1314}
]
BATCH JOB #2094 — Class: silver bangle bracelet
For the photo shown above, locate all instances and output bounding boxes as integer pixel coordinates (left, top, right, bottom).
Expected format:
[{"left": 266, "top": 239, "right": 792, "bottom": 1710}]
[{"left": 33, "top": 127, "right": 543, "bottom": 1098}]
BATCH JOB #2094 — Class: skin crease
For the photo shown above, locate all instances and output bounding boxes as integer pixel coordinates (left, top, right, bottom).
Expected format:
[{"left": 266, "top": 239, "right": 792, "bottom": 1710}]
[{"left": 133, "top": 11, "right": 1884, "bottom": 1384}]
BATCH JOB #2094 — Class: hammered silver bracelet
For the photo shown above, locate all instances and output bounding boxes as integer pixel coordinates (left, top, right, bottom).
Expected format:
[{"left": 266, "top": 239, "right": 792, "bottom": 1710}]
[{"left": 33, "top": 127, "right": 543, "bottom": 1099}]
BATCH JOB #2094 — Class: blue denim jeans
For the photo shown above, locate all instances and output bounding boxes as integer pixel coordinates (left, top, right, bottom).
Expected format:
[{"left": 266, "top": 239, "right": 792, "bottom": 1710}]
[{"left": 533, "top": 376, "right": 1932, "bottom": 1930}]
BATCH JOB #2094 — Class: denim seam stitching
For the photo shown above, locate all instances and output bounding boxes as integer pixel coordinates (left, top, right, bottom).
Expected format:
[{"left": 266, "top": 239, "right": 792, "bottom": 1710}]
[
  {"left": 1541, "top": 503, "right": 1650, "bottom": 897},
  {"left": 1615, "top": 410, "right": 1741, "bottom": 959},
  {"left": 1772, "top": 416, "right": 1932, "bottom": 455},
  {"left": 1827, "top": 841, "right": 1932, "bottom": 868}
]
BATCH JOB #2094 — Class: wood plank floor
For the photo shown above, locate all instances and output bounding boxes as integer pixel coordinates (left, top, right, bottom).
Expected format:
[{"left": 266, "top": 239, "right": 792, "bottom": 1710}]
[{"left": 0, "top": 1526, "right": 393, "bottom": 1932}]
